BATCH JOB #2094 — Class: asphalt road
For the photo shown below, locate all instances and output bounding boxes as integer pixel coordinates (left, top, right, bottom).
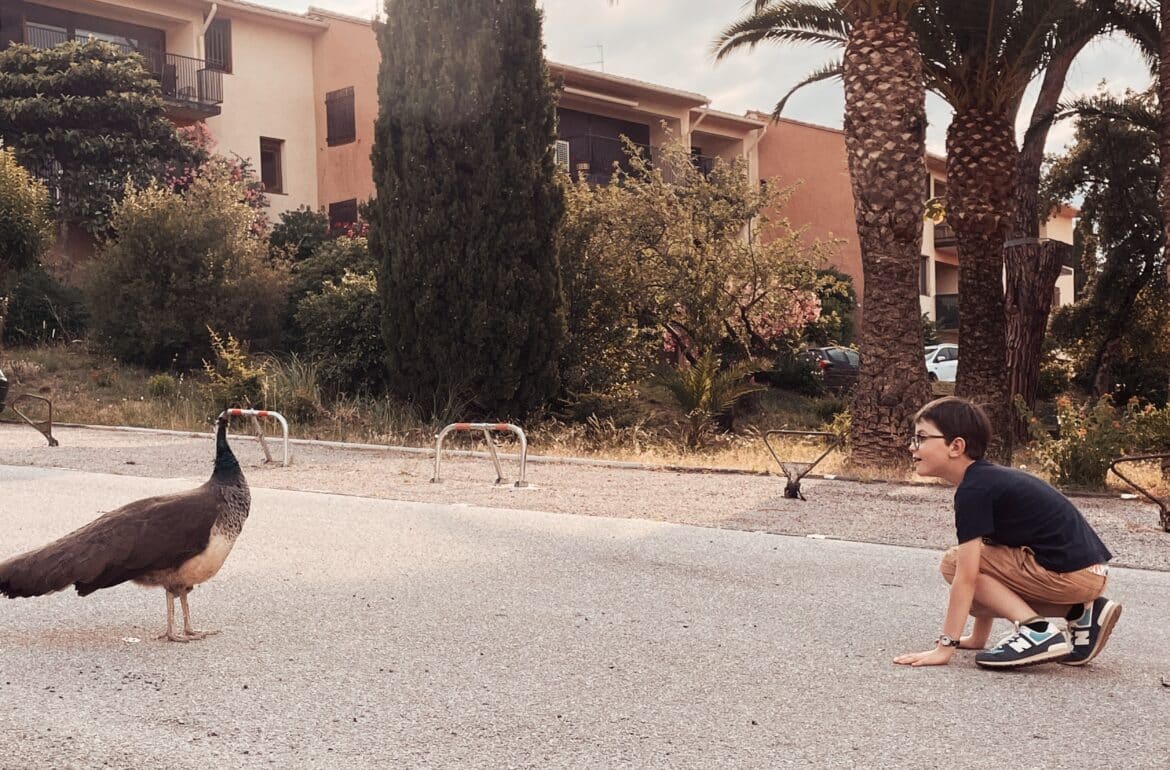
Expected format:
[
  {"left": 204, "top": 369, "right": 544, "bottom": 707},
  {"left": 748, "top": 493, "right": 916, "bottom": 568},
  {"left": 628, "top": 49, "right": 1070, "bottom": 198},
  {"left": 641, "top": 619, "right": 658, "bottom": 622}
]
[{"left": 1, "top": 465, "right": 1167, "bottom": 768}]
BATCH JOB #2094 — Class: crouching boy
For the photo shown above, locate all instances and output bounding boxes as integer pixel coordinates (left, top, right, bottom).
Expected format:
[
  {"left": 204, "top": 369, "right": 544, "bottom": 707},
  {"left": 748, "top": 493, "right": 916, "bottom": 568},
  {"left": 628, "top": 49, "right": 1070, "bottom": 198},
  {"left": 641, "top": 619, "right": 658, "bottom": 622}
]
[{"left": 894, "top": 396, "right": 1120, "bottom": 669}]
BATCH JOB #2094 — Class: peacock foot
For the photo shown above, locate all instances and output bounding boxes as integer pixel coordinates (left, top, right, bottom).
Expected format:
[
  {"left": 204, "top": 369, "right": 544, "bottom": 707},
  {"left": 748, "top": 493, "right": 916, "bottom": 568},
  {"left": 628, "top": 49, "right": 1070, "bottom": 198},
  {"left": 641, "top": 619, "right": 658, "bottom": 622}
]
[
  {"left": 182, "top": 629, "right": 220, "bottom": 640},
  {"left": 158, "top": 630, "right": 191, "bottom": 643}
]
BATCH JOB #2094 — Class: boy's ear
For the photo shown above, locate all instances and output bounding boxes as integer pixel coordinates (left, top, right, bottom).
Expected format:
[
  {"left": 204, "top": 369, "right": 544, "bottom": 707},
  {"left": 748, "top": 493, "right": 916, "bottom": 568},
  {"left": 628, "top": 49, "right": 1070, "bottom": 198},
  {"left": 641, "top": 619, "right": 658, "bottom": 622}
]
[{"left": 948, "top": 436, "right": 967, "bottom": 458}]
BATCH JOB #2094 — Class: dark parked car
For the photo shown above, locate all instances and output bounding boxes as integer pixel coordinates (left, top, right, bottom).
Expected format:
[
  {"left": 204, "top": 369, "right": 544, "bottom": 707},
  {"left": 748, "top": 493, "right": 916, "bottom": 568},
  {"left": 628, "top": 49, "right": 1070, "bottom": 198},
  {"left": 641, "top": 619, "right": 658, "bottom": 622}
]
[{"left": 803, "top": 346, "right": 860, "bottom": 392}]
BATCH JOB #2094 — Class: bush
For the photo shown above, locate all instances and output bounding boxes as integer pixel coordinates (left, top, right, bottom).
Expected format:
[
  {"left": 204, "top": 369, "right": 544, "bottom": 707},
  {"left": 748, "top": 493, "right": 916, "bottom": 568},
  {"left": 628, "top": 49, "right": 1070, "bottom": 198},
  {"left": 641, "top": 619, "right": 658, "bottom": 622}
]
[
  {"left": 84, "top": 164, "right": 287, "bottom": 368},
  {"left": 761, "top": 351, "right": 824, "bottom": 396},
  {"left": 147, "top": 373, "right": 178, "bottom": 399},
  {"left": 201, "top": 329, "right": 268, "bottom": 408},
  {"left": 1036, "top": 354, "right": 1073, "bottom": 400},
  {"left": 270, "top": 206, "right": 330, "bottom": 262},
  {"left": 0, "top": 147, "right": 54, "bottom": 285},
  {"left": 658, "top": 352, "right": 765, "bottom": 449},
  {"left": 290, "top": 236, "right": 376, "bottom": 304},
  {"left": 294, "top": 271, "right": 385, "bottom": 396},
  {"left": 1022, "top": 395, "right": 1136, "bottom": 490},
  {"left": 3, "top": 261, "right": 87, "bottom": 345}
]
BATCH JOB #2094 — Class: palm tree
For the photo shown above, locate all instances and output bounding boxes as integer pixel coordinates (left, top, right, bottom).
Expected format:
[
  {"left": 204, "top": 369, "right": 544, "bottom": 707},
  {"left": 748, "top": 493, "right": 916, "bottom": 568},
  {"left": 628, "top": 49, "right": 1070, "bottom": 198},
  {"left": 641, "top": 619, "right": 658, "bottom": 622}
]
[
  {"left": 716, "top": 1, "right": 932, "bottom": 466},
  {"left": 717, "top": 0, "right": 1148, "bottom": 460}
]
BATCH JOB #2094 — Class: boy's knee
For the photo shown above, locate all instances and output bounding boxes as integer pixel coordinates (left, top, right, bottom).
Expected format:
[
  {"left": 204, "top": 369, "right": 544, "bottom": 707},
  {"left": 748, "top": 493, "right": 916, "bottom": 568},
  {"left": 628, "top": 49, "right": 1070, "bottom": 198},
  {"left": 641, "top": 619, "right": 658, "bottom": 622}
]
[{"left": 939, "top": 546, "right": 959, "bottom": 584}]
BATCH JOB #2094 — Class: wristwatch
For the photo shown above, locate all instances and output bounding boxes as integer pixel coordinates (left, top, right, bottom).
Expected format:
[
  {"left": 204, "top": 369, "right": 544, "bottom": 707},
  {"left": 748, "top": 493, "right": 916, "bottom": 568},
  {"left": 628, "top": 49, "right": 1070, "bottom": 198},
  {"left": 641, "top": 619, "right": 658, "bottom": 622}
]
[{"left": 937, "top": 634, "right": 961, "bottom": 648}]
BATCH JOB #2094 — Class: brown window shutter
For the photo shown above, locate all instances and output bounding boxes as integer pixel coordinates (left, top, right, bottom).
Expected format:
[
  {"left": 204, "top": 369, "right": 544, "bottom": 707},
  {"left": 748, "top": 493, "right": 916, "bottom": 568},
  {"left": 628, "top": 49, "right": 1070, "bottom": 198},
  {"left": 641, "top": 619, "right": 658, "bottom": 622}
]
[{"left": 326, "top": 86, "right": 356, "bottom": 146}]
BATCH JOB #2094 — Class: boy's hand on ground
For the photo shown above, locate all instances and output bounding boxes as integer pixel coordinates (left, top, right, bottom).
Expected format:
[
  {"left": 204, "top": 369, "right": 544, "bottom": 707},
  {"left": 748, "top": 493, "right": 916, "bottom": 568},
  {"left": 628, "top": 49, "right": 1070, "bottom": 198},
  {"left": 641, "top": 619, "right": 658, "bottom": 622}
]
[{"left": 893, "top": 645, "right": 955, "bottom": 667}]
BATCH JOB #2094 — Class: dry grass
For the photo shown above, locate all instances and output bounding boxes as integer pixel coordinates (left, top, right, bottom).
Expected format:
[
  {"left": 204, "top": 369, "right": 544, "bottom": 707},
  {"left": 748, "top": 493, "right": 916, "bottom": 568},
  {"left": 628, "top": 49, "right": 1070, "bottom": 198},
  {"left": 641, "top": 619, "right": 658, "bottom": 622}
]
[{"left": 4, "top": 344, "right": 1163, "bottom": 495}]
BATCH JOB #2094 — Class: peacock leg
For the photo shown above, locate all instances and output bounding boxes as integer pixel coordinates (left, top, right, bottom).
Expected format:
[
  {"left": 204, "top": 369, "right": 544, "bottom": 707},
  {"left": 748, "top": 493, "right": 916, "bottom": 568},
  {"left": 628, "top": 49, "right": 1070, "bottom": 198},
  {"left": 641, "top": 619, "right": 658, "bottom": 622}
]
[
  {"left": 180, "top": 588, "right": 219, "bottom": 639},
  {"left": 158, "top": 589, "right": 189, "bottom": 642}
]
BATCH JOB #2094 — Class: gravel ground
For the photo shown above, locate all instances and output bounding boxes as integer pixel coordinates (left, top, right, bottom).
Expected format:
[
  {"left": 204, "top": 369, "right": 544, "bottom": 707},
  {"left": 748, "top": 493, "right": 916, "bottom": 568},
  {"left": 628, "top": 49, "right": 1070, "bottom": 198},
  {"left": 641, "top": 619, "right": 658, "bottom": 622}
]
[{"left": 2, "top": 422, "right": 1169, "bottom": 572}]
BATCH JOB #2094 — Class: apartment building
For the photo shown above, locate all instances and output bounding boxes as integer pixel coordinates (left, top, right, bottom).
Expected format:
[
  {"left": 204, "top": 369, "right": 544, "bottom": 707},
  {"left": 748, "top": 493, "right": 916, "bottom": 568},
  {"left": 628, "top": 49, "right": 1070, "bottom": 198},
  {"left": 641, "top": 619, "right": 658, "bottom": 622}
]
[
  {"left": 549, "top": 61, "right": 767, "bottom": 186},
  {"left": 0, "top": 0, "right": 375, "bottom": 221},
  {"left": 752, "top": 114, "right": 1077, "bottom": 341}
]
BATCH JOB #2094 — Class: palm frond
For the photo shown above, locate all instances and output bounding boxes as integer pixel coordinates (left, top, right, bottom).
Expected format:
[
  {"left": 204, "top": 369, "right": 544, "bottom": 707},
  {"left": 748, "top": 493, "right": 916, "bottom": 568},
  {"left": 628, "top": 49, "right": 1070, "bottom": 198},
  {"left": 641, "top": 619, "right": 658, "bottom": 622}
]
[
  {"left": 772, "top": 58, "right": 843, "bottom": 118},
  {"left": 712, "top": 3, "right": 847, "bottom": 61}
]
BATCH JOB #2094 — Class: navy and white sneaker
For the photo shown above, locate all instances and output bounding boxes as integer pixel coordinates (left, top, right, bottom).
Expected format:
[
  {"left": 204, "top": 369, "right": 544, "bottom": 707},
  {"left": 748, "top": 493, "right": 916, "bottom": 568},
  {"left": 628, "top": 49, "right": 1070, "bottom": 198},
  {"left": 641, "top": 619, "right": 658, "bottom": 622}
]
[
  {"left": 975, "top": 619, "right": 1072, "bottom": 669},
  {"left": 1062, "top": 597, "right": 1122, "bottom": 666}
]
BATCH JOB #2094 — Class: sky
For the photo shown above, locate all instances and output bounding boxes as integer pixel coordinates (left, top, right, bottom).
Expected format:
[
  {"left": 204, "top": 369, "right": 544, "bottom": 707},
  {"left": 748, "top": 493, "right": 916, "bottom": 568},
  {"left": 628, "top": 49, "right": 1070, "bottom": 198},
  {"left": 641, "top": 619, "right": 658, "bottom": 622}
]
[{"left": 275, "top": 0, "right": 1153, "bottom": 155}]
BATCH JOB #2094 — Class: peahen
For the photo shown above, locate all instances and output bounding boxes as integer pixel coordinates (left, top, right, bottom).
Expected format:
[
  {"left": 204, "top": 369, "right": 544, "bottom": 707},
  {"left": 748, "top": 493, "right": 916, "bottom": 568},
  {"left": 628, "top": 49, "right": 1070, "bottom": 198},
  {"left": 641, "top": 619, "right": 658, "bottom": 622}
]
[{"left": 0, "top": 414, "right": 250, "bottom": 642}]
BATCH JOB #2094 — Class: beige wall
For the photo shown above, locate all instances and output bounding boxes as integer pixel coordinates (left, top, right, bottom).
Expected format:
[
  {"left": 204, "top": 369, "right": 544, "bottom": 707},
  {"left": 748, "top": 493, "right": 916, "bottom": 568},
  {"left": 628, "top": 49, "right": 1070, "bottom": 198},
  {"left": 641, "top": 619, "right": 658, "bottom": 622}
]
[
  {"left": 205, "top": 13, "right": 320, "bottom": 217},
  {"left": 310, "top": 10, "right": 379, "bottom": 213}
]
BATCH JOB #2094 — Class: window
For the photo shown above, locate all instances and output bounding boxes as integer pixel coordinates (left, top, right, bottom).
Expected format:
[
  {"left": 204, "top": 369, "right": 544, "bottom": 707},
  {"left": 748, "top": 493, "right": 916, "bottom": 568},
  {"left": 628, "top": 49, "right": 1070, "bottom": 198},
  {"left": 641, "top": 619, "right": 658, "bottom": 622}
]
[
  {"left": 205, "top": 18, "right": 231, "bottom": 73},
  {"left": 329, "top": 199, "right": 358, "bottom": 233},
  {"left": 259, "top": 137, "right": 283, "bottom": 194},
  {"left": 919, "top": 255, "right": 929, "bottom": 295},
  {"left": 326, "top": 86, "right": 356, "bottom": 146}
]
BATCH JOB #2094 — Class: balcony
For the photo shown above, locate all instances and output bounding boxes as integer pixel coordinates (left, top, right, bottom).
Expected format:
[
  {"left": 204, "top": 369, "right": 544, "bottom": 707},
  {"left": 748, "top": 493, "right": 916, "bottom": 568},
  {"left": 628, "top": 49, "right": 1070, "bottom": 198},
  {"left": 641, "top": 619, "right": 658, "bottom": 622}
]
[
  {"left": 19, "top": 24, "right": 222, "bottom": 120},
  {"left": 560, "top": 134, "right": 719, "bottom": 185},
  {"left": 932, "top": 219, "right": 957, "bottom": 250},
  {"left": 935, "top": 293, "right": 959, "bottom": 331},
  {"left": 561, "top": 134, "right": 654, "bottom": 184}
]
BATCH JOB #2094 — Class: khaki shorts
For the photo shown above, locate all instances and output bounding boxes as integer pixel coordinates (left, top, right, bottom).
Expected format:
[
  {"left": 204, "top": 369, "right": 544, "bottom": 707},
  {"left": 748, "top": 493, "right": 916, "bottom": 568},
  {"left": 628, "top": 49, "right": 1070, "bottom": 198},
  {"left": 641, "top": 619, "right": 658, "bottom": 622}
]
[{"left": 940, "top": 543, "right": 1108, "bottom": 618}]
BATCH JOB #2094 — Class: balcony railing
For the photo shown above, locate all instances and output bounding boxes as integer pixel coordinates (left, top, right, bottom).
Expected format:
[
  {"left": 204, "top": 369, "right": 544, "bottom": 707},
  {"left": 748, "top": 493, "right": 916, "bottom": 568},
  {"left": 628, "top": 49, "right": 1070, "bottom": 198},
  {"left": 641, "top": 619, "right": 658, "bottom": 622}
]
[
  {"left": 933, "top": 219, "right": 957, "bottom": 249},
  {"left": 935, "top": 293, "right": 959, "bottom": 331},
  {"left": 561, "top": 134, "right": 721, "bottom": 185},
  {"left": 19, "top": 25, "right": 222, "bottom": 114},
  {"left": 562, "top": 134, "right": 654, "bottom": 184}
]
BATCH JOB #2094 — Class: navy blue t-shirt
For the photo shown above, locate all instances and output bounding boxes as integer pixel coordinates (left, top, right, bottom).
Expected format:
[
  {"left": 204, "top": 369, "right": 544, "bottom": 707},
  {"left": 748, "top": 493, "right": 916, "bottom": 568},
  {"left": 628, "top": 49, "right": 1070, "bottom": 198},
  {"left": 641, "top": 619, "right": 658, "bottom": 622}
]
[{"left": 954, "top": 460, "right": 1112, "bottom": 573}]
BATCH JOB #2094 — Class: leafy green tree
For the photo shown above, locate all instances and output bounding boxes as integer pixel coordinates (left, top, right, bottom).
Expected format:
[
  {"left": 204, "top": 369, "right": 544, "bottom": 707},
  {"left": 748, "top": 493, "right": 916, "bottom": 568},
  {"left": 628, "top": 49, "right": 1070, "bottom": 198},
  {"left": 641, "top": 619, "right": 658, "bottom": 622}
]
[
  {"left": 0, "top": 146, "right": 53, "bottom": 348},
  {"left": 1046, "top": 89, "right": 1166, "bottom": 403},
  {"left": 0, "top": 41, "right": 202, "bottom": 235},
  {"left": 84, "top": 161, "right": 287, "bottom": 368},
  {"left": 557, "top": 138, "right": 828, "bottom": 396},
  {"left": 368, "top": 0, "right": 566, "bottom": 417}
]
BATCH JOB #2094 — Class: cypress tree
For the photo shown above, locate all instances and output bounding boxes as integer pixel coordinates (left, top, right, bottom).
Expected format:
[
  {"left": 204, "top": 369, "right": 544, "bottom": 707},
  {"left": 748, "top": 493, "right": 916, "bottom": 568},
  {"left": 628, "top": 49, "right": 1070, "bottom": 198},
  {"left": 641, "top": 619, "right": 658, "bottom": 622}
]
[{"left": 369, "top": 0, "right": 566, "bottom": 417}]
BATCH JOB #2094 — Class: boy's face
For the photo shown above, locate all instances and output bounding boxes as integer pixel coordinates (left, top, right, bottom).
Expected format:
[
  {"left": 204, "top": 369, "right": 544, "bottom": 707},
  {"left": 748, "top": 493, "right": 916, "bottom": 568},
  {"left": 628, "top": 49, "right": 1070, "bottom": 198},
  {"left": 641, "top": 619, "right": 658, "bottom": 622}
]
[{"left": 910, "top": 418, "right": 959, "bottom": 478}]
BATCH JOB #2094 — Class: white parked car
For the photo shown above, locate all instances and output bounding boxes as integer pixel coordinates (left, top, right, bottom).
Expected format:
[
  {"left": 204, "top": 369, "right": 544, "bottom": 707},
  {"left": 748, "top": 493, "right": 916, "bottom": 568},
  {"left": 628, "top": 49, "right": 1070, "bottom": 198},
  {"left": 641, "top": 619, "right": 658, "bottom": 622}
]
[{"left": 925, "top": 344, "right": 958, "bottom": 382}]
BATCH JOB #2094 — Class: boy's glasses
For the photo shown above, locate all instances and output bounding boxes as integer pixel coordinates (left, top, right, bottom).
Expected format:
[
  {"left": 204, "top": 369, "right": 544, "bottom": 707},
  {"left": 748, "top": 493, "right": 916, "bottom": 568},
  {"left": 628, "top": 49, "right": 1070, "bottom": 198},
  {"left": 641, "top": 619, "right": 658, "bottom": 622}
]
[{"left": 909, "top": 433, "right": 947, "bottom": 449}]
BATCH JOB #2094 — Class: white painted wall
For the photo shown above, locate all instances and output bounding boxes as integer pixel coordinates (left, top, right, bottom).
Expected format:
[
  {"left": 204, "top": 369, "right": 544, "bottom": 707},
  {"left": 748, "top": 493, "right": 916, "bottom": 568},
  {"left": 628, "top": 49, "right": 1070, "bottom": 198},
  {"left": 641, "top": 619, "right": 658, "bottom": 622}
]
[{"left": 204, "top": 15, "right": 319, "bottom": 217}]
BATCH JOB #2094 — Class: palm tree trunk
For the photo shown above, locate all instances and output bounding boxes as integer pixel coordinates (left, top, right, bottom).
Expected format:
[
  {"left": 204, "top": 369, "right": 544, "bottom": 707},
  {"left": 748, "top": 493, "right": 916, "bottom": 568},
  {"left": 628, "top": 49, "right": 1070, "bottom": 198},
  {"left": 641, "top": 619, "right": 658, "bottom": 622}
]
[
  {"left": 1162, "top": 0, "right": 1170, "bottom": 257},
  {"left": 946, "top": 107, "right": 1016, "bottom": 462},
  {"left": 1004, "top": 46, "right": 1079, "bottom": 443},
  {"left": 842, "top": 16, "right": 933, "bottom": 466}
]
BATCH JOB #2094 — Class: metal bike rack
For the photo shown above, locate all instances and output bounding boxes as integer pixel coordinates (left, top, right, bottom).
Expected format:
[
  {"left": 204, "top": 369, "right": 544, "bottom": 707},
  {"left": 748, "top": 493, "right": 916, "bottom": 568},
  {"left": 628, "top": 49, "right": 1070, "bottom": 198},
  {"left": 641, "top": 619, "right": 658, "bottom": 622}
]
[
  {"left": 1, "top": 369, "right": 58, "bottom": 446},
  {"left": 1108, "top": 452, "right": 1170, "bottom": 532},
  {"left": 432, "top": 422, "right": 529, "bottom": 487},
  {"left": 217, "top": 408, "right": 290, "bottom": 466},
  {"left": 763, "top": 429, "right": 841, "bottom": 500},
  {"left": 6, "top": 393, "right": 59, "bottom": 447}
]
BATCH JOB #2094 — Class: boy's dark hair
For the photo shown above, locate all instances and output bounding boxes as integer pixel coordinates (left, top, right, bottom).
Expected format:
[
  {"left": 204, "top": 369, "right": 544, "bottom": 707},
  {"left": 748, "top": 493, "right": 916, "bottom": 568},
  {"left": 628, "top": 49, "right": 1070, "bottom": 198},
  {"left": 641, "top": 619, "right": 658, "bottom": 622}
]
[{"left": 914, "top": 396, "right": 992, "bottom": 460}]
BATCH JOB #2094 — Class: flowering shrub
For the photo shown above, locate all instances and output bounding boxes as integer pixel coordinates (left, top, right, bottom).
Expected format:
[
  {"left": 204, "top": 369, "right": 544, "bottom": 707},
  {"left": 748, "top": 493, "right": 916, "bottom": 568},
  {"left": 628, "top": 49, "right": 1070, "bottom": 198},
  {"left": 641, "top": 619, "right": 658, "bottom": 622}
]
[
  {"left": 1020, "top": 395, "right": 1140, "bottom": 490},
  {"left": 168, "top": 124, "right": 269, "bottom": 236}
]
